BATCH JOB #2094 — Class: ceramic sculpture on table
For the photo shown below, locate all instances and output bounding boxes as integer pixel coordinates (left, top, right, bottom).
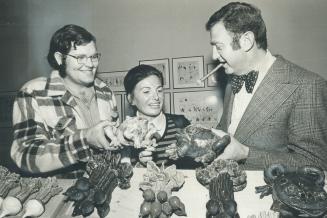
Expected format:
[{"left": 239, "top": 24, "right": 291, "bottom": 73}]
[{"left": 255, "top": 164, "right": 327, "bottom": 218}]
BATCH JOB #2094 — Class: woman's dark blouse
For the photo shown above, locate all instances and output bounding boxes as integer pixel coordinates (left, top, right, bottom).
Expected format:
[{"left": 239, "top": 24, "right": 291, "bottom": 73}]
[{"left": 132, "top": 113, "right": 201, "bottom": 169}]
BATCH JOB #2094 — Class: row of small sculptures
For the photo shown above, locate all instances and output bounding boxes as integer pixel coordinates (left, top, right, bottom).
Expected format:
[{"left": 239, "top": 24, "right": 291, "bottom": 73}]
[
  {"left": 157, "top": 124, "right": 327, "bottom": 218},
  {"left": 0, "top": 165, "right": 62, "bottom": 218},
  {"left": 62, "top": 119, "right": 327, "bottom": 218},
  {"left": 12, "top": 118, "right": 320, "bottom": 218},
  {"left": 62, "top": 121, "right": 241, "bottom": 218},
  {"left": 138, "top": 124, "right": 244, "bottom": 218},
  {"left": 202, "top": 164, "right": 326, "bottom": 218},
  {"left": 0, "top": 117, "right": 325, "bottom": 218}
]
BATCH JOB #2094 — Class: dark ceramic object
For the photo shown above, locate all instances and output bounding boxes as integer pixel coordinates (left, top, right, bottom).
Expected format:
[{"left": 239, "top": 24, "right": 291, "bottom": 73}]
[
  {"left": 256, "top": 164, "right": 327, "bottom": 218},
  {"left": 175, "top": 125, "right": 230, "bottom": 165}
]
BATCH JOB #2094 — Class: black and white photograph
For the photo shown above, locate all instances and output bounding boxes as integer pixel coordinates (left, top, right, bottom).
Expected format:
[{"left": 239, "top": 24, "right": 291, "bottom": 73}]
[{"left": 1, "top": 0, "right": 327, "bottom": 217}]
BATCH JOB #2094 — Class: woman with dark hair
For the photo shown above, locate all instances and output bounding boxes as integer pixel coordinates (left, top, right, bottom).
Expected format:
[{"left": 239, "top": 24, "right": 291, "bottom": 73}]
[
  {"left": 11, "top": 24, "right": 119, "bottom": 178},
  {"left": 124, "top": 64, "right": 199, "bottom": 168}
]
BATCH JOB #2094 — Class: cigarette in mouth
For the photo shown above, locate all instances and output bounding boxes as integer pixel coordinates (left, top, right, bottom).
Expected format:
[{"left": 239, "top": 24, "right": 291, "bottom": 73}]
[{"left": 197, "top": 63, "right": 223, "bottom": 83}]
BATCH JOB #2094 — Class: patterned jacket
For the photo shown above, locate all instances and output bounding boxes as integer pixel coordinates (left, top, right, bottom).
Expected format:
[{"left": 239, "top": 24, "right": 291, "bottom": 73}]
[
  {"left": 218, "top": 56, "right": 327, "bottom": 170},
  {"left": 11, "top": 71, "right": 118, "bottom": 177}
]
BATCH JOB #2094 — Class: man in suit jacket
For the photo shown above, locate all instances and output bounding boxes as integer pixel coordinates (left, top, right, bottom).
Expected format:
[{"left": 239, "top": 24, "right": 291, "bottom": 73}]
[{"left": 206, "top": 2, "right": 327, "bottom": 170}]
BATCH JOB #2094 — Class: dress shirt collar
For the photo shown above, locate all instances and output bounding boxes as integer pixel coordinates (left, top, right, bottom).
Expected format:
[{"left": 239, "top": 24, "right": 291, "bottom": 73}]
[
  {"left": 136, "top": 111, "right": 166, "bottom": 137},
  {"left": 46, "top": 70, "right": 109, "bottom": 97},
  {"left": 250, "top": 50, "right": 276, "bottom": 94}
]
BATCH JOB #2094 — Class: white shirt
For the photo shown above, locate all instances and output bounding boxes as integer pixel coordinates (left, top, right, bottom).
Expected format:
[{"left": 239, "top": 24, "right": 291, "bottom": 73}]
[
  {"left": 228, "top": 51, "right": 276, "bottom": 135},
  {"left": 136, "top": 111, "right": 166, "bottom": 137}
]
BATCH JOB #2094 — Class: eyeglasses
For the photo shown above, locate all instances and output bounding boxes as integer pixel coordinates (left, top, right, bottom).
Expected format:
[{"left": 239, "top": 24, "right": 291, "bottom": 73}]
[{"left": 65, "top": 53, "right": 101, "bottom": 64}]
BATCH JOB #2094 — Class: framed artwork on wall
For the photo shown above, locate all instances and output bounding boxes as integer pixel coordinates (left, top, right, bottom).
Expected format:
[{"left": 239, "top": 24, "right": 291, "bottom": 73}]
[
  {"left": 172, "top": 56, "right": 204, "bottom": 88},
  {"left": 0, "top": 92, "right": 16, "bottom": 127},
  {"left": 139, "top": 58, "right": 170, "bottom": 89},
  {"left": 173, "top": 90, "right": 223, "bottom": 128},
  {"left": 97, "top": 71, "right": 128, "bottom": 92}
]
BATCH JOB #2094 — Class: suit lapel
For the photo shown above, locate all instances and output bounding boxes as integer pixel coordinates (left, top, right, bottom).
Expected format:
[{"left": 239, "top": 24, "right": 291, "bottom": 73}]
[{"left": 234, "top": 56, "right": 298, "bottom": 143}]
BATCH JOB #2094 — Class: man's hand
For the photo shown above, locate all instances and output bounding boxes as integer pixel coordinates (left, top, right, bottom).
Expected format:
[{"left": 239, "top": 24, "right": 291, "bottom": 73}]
[
  {"left": 85, "top": 120, "right": 118, "bottom": 150},
  {"left": 211, "top": 128, "right": 249, "bottom": 161}
]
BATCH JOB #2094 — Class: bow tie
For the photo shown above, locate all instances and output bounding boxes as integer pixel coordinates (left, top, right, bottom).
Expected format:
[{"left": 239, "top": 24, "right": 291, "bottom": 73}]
[{"left": 230, "top": 70, "right": 259, "bottom": 94}]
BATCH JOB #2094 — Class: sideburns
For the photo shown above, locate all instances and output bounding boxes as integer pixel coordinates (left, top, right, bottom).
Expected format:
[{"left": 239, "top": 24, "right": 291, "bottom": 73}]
[
  {"left": 231, "top": 34, "right": 241, "bottom": 50},
  {"left": 59, "top": 57, "right": 67, "bottom": 78}
]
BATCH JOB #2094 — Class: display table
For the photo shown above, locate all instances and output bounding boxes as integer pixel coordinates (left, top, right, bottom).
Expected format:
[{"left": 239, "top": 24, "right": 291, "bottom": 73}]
[{"left": 40, "top": 169, "right": 280, "bottom": 218}]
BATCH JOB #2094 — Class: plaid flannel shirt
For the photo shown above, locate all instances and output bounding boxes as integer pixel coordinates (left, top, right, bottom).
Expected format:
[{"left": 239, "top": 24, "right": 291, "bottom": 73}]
[{"left": 11, "top": 71, "right": 119, "bottom": 177}]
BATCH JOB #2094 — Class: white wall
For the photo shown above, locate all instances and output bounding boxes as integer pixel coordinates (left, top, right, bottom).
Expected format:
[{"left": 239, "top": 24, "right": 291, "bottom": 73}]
[{"left": 1, "top": 0, "right": 327, "bottom": 92}]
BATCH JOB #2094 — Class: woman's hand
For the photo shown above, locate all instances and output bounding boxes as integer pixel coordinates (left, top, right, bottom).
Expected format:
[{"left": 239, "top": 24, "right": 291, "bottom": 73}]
[
  {"left": 139, "top": 147, "right": 155, "bottom": 165},
  {"left": 165, "top": 143, "right": 179, "bottom": 160}
]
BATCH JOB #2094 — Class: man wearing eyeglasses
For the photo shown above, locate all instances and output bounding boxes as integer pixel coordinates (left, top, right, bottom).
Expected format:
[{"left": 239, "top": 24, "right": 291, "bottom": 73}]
[{"left": 11, "top": 24, "right": 119, "bottom": 178}]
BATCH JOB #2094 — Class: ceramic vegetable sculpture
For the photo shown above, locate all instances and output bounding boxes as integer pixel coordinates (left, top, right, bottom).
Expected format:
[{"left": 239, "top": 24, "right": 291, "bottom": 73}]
[
  {"left": 105, "top": 116, "right": 159, "bottom": 149},
  {"left": 22, "top": 177, "right": 63, "bottom": 218},
  {"left": 0, "top": 166, "right": 20, "bottom": 208},
  {"left": 169, "top": 125, "right": 230, "bottom": 165},
  {"left": 0, "top": 177, "right": 41, "bottom": 218},
  {"left": 64, "top": 151, "right": 133, "bottom": 218},
  {"left": 206, "top": 173, "right": 240, "bottom": 218},
  {"left": 139, "top": 189, "right": 186, "bottom": 218},
  {"left": 139, "top": 161, "right": 187, "bottom": 217},
  {"left": 255, "top": 164, "right": 327, "bottom": 218},
  {"left": 196, "top": 159, "right": 247, "bottom": 192},
  {"left": 139, "top": 161, "right": 185, "bottom": 196}
]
